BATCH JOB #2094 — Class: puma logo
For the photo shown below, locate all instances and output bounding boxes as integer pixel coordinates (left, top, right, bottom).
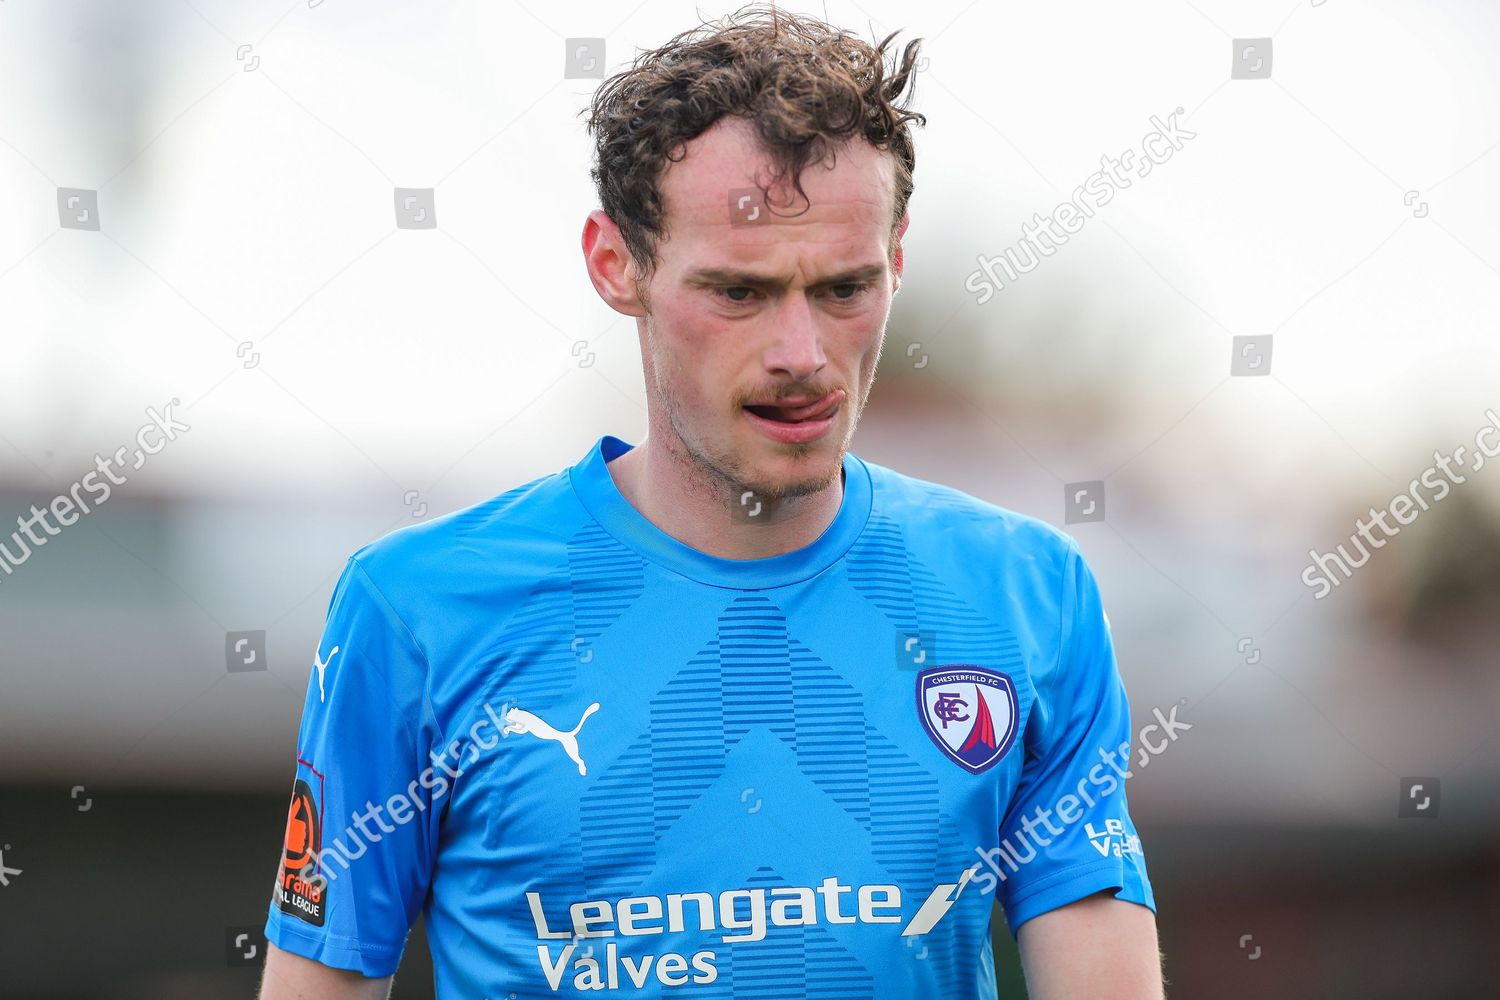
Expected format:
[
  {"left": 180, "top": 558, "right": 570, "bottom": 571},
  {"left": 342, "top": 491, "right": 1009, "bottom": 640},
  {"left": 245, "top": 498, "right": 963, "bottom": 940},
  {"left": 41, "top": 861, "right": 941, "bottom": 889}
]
[
  {"left": 314, "top": 645, "right": 339, "bottom": 703},
  {"left": 501, "top": 703, "right": 601, "bottom": 775}
]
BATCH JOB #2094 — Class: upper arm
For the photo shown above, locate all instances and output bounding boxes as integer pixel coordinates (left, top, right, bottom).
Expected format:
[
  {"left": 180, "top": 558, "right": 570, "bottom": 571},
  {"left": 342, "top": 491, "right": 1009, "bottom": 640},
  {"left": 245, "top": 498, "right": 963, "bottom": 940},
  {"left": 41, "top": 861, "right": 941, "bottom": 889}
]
[
  {"left": 1017, "top": 892, "right": 1163, "bottom": 999},
  {"left": 259, "top": 941, "right": 393, "bottom": 1000},
  {"left": 261, "top": 557, "right": 441, "bottom": 976},
  {"left": 986, "top": 538, "right": 1158, "bottom": 930}
]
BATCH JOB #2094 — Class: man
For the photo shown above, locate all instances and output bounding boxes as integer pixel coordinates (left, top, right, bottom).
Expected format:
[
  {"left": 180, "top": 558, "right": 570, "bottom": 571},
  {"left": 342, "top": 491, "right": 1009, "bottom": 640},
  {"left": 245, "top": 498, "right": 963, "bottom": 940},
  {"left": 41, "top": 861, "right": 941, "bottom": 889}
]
[{"left": 260, "top": 7, "right": 1163, "bottom": 998}]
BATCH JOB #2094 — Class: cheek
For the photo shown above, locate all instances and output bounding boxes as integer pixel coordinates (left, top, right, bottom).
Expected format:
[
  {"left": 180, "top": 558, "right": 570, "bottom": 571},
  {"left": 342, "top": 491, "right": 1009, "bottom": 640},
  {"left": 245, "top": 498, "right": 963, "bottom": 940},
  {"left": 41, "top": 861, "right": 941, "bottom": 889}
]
[
  {"left": 832, "top": 313, "right": 885, "bottom": 363},
  {"left": 655, "top": 299, "right": 741, "bottom": 392}
]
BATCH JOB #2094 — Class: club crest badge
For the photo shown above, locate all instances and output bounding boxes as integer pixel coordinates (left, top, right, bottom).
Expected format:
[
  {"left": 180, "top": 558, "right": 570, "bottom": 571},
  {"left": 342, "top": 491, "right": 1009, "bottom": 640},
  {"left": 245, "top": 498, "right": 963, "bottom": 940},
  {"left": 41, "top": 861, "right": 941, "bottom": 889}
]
[{"left": 916, "top": 665, "right": 1020, "bottom": 774}]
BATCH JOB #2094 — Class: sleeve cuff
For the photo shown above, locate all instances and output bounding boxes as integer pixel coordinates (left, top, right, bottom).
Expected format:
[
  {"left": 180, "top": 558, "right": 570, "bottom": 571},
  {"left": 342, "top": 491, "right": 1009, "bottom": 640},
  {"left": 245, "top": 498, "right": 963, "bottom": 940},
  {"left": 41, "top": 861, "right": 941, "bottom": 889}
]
[
  {"left": 263, "top": 906, "right": 405, "bottom": 978},
  {"left": 998, "top": 857, "right": 1156, "bottom": 938}
]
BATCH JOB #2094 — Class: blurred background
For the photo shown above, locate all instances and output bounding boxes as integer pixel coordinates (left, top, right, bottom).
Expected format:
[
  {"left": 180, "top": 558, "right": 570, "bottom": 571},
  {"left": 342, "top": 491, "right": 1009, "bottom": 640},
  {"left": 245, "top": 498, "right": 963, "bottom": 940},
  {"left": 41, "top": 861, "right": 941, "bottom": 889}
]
[{"left": 2, "top": 0, "right": 1498, "bottom": 996}]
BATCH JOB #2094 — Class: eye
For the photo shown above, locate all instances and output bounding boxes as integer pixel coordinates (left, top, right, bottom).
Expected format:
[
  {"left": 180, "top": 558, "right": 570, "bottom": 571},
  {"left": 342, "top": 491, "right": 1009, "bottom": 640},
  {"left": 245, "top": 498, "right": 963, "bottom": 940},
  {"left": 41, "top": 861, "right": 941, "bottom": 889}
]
[{"left": 826, "top": 282, "right": 872, "bottom": 302}]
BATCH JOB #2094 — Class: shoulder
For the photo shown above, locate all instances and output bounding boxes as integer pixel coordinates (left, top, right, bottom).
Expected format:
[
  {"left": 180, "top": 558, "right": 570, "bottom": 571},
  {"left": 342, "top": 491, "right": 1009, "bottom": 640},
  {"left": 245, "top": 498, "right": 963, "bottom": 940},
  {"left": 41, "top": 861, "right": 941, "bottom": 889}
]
[
  {"left": 342, "top": 465, "right": 580, "bottom": 616},
  {"left": 858, "top": 455, "right": 1080, "bottom": 581}
]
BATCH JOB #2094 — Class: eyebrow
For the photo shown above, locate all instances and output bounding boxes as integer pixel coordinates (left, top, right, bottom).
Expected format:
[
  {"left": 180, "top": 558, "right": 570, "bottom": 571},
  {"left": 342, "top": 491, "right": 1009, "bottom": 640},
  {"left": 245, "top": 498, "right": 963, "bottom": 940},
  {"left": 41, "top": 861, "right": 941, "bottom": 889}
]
[{"left": 682, "top": 263, "right": 888, "bottom": 288}]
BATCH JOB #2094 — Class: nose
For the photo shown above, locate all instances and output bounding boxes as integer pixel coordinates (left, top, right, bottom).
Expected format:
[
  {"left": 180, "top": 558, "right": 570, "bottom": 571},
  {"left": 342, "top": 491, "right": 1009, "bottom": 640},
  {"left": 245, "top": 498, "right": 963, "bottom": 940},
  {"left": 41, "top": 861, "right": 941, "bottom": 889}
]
[{"left": 761, "top": 293, "right": 827, "bottom": 381}]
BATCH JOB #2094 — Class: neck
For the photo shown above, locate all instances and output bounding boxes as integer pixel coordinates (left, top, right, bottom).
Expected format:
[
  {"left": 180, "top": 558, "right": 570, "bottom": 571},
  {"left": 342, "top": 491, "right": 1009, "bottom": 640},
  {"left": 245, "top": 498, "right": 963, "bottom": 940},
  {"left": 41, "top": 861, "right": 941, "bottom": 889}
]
[{"left": 605, "top": 437, "right": 845, "bottom": 561}]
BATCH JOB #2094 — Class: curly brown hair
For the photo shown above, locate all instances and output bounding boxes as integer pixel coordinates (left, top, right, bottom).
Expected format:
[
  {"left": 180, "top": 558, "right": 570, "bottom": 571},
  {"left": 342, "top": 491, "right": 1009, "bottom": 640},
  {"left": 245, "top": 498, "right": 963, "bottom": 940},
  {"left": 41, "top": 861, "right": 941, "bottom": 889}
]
[{"left": 581, "top": 4, "right": 926, "bottom": 284}]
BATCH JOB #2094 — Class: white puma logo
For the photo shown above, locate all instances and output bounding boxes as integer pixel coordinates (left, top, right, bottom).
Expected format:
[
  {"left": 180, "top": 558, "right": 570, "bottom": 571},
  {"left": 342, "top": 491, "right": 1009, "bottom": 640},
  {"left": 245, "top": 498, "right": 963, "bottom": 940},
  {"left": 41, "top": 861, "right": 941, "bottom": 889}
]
[
  {"left": 314, "top": 645, "right": 339, "bottom": 703},
  {"left": 501, "top": 703, "right": 601, "bottom": 775}
]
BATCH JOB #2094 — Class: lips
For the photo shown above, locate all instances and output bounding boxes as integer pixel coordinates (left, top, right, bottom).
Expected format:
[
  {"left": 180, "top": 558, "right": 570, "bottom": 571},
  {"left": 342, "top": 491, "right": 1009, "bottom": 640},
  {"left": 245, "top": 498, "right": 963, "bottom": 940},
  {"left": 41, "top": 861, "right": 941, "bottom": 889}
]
[{"left": 743, "top": 389, "right": 844, "bottom": 423}]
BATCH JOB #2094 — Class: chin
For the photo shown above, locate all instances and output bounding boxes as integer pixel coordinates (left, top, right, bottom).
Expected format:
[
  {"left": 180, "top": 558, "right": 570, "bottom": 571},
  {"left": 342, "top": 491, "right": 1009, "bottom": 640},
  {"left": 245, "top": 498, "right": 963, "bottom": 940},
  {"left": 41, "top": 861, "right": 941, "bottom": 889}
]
[{"left": 741, "top": 438, "right": 845, "bottom": 500}]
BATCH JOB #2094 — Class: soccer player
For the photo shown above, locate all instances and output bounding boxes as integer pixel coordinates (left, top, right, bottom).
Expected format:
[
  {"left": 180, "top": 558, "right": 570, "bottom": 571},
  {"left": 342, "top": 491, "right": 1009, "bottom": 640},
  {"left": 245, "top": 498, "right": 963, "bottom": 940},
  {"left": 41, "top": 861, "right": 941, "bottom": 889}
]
[{"left": 259, "top": 7, "right": 1163, "bottom": 998}]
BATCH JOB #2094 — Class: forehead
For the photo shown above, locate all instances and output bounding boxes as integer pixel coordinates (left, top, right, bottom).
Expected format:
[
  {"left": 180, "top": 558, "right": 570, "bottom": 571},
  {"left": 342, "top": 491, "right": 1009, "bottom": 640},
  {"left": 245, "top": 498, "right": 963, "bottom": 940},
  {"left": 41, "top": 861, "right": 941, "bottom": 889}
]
[{"left": 656, "top": 117, "right": 895, "bottom": 263}]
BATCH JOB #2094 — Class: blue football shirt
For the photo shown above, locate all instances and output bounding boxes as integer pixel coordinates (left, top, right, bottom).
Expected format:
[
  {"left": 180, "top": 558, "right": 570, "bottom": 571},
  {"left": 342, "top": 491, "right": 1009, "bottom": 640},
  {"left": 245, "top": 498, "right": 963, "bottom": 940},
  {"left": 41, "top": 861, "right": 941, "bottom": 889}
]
[{"left": 264, "top": 433, "right": 1155, "bottom": 997}]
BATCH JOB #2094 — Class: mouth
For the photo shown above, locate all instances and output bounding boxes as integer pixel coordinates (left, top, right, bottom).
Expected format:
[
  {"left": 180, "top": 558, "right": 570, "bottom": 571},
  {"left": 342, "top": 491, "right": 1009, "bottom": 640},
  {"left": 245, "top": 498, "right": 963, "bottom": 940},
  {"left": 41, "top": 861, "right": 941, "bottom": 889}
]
[
  {"left": 742, "top": 389, "right": 845, "bottom": 425},
  {"left": 741, "top": 389, "right": 845, "bottom": 444}
]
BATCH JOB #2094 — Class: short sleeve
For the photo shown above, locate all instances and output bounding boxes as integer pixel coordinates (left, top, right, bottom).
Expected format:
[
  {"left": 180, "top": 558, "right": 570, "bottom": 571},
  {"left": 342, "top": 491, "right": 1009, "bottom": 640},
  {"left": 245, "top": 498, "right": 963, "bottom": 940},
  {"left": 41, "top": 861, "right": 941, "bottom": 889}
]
[
  {"left": 992, "top": 539, "right": 1156, "bottom": 934},
  {"left": 262, "top": 557, "right": 442, "bottom": 977}
]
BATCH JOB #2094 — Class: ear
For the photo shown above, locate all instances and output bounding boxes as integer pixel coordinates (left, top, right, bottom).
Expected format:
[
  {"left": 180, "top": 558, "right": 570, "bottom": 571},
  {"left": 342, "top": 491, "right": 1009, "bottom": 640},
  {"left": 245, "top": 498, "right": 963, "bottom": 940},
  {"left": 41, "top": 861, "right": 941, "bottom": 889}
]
[
  {"left": 892, "top": 211, "right": 910, "bottom": 293},
  {"left": 583, "top": 209, "right": 648, "bottom": 317}
]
